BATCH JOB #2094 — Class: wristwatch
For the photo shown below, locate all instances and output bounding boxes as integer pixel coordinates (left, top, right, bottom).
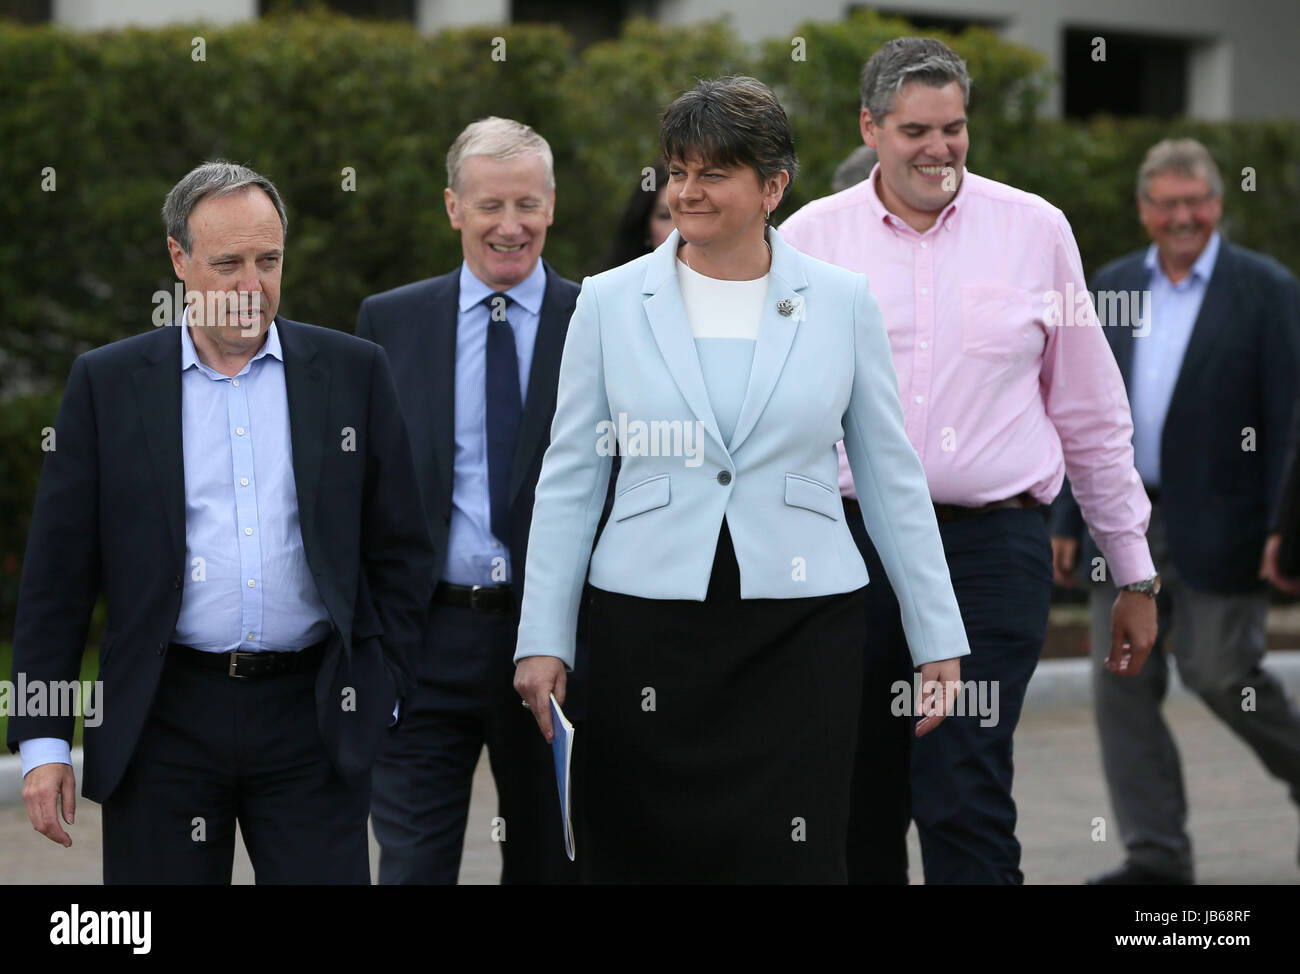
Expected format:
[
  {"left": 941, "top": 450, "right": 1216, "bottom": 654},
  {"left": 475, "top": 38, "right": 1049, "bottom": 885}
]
[{"left": 1120, "top": 574, "right": 1161, "bottom": 598}]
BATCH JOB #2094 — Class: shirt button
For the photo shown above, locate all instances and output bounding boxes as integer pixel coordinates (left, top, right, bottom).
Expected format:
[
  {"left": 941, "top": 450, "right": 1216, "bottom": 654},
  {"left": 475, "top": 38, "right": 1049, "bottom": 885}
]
[
  {"left": 247, "top": 632, "right": 256, "bottom": 641},
  {"left": 914, "top": 395, "right": 925, "bottom": 404},
  {"left": 920, "top": 341, "right": 929, "bottom": 349},
  {"left": 236, "top": 427, "right": 246, "bottom": 436},
  {"left": 920, "top": 288, "right": 929, "bottom": 296},
  {"left": 920, "top": 241, "right": 928, "bottom": 249},
  {"left": 232, "top": 379, "right": 240, "bottom": 388},
  {"left": 247, "top": 579, "right": 256, "bottom": 588},
  {"left": 717, "top": 470, "right": 732, "bottom": 486},
  {"left": 240, "top": 478, "right": 249, "bottom": 487},
  {"left": 244, "top": 527, "right": 253, "bottom": 536}
]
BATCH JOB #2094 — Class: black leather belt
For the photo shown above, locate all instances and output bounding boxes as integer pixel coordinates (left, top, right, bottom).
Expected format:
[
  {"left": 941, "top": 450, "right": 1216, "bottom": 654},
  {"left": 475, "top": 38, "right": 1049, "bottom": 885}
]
[
  {"left": 932, "top": 492, "right": 1040, "bottom": 522},
  {"left": 434, "top": 582, "right": 515, "bottom": 614},
  {"left": 842, "top": 493, "right": 1040, "bottom": 523},
  {"left": 170, "top": 640, "right": 327, "bottom": 680}
]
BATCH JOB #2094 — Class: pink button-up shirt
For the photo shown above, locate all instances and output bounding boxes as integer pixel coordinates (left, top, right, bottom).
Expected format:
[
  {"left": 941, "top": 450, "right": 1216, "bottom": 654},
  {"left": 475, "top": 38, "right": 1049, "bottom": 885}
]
[{"left": 780, "top": 166, "right": 1154, "bottom": 586}]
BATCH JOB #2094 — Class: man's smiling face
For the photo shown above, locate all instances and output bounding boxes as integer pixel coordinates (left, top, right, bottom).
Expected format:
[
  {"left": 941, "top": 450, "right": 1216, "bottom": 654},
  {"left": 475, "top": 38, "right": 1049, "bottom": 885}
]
[
  {"left": 445, "top": 153, "right": 555, "bottom": 291},
  {"left": 862, "top": 80, "right": 969, "bottom": 227}
]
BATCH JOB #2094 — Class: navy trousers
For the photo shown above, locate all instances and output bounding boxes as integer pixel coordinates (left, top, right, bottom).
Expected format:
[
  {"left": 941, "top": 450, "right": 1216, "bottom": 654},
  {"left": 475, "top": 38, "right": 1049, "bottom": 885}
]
[
  {"left": 102, "top": 651, "right": 370, "bottom": 884},
  {"left": 846, "top": 507, "right": 1053, "bottom": 884},
  {"left": 370, "top": 601, "right": 576, "bottom": 884}
]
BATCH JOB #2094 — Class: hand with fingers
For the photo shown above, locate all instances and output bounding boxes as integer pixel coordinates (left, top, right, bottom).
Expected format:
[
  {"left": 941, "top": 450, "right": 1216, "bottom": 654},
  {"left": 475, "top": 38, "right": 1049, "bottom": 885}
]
[
  {"left": 23, "top": 762, "right": 77, "bottom": 847},
  {"left": 915, "top": 657, "right": 962, "bottom": 737},
  {"left": 514, "top": 655, "right": 568, "bottom": 744},
  {"left": 1108, "top": 590, "right": 1157, "bottom": 676}
]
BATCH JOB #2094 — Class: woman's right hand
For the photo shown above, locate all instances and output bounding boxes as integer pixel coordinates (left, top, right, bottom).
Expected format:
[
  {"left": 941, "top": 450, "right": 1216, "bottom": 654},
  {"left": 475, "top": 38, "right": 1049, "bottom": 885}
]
[{"left": 514, "top": 655, "right": 568, "bottom": 743}]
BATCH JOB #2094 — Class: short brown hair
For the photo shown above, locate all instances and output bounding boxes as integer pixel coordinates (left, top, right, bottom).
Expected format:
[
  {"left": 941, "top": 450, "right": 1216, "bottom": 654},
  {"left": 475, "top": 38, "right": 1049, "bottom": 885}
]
[{"left": 660, "top": 76, "right": 798, "bottom": 206}]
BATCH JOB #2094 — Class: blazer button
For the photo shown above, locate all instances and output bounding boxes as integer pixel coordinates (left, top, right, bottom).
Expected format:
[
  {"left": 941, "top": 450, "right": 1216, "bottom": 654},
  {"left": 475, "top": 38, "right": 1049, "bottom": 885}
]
[
  {"left": 157, "top": 641, "right": 166, "bottom": 655},
  {"left": 717, "top": 470, "right": 732, "bottom": 486},
  {"left": 173, "top": 575, "right": 182, "bottom": 589}
]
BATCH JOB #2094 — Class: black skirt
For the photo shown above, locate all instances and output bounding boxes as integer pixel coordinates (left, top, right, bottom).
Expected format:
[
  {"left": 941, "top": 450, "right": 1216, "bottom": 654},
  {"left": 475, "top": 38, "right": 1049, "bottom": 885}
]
[{"left": 577, "top": 519, "right": 867, "bottom": 883}]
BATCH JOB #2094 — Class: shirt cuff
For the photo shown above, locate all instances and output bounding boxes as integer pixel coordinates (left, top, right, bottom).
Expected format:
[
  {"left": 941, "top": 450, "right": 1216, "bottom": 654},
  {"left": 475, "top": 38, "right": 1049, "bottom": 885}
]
[
  {"left": 19, "top": 738, "right": 73, "bottom": 778},
  {"left": 1103, "top": 541, "right": 1157, "bottom": 588}
]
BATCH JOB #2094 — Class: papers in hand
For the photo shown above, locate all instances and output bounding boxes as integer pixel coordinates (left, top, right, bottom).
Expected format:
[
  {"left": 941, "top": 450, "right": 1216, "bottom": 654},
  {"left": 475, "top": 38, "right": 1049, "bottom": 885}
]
[{"left": 550, "top": 693, "right": 575, "bottom": 862}]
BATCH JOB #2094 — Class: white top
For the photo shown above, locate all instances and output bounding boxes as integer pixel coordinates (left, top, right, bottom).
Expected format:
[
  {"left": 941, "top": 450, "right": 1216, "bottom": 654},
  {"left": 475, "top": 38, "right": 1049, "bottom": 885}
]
[{"left": 676, "top": 257, "right": 768, "bottom": 339}]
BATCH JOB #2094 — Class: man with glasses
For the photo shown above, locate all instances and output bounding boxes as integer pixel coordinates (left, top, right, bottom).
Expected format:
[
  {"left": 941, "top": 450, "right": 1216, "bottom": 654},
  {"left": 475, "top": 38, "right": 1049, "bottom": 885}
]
[{"left": 1053, "top": 138, "right": 1300, "bottom": 884}]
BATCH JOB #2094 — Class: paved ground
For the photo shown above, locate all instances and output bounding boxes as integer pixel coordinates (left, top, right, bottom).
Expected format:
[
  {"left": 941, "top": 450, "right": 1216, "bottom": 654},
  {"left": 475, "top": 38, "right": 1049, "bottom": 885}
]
[{"left": 1, "top": 698, "right": 1296, "bottom": 884}]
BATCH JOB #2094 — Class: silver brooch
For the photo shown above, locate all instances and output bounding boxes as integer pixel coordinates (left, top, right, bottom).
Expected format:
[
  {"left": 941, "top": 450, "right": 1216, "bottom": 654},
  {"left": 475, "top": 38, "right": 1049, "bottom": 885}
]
[{"left": 777, "top": 298, "right": 795, "bottom": 318}]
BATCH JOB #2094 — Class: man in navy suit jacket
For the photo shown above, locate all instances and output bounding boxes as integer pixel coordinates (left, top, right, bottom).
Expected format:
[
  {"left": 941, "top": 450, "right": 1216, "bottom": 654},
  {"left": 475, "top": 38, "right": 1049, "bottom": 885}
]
[
  {"left": 9, "top": 161, "right": 434, "bottom": 883},
  {"left": 358, "top": 117, "right": 582, "bottom": 884},
  {"left": 1053, "top": 139, "right": 1300, "bottom": 884}
]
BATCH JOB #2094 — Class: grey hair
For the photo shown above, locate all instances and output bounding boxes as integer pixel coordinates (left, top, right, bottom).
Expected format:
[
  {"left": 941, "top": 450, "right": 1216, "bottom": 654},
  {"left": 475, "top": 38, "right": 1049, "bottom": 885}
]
[
  {"left": 1136, "top": 138, "right": 1224, "bottom": 200},
  {"left": 162, "top": 160, "right": 288, "bottom": 255},
  {"left": 860, "top": 37, "right": 971, "bottom": 122},
  {"left": 446, "top": 116, "right": 555, "bottom": 193},
  {"left": 831, "top": 145, "right": 878, "bottom": 193}
]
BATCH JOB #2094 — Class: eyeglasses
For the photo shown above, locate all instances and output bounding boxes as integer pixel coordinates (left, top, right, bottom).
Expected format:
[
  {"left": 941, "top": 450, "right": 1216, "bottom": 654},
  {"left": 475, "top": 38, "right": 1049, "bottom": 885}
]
[{"left": 1141, "top": 192, "right": 1218, "bottom": 214}]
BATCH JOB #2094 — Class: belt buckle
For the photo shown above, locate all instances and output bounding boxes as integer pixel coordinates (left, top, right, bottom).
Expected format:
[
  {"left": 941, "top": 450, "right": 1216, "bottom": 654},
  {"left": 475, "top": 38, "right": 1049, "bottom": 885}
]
[
  {"left": 470, "top": 584, "right": 487, "bottom": 613},
  {"left": 228, "top": 652, "right": 252, "bottom": 680}
]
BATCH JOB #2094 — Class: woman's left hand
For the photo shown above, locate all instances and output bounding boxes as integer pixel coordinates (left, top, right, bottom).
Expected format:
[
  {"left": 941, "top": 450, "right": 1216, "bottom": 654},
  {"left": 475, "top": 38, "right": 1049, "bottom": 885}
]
[{"left": 915, "top": 657, "right": 962, "bottom": 737}]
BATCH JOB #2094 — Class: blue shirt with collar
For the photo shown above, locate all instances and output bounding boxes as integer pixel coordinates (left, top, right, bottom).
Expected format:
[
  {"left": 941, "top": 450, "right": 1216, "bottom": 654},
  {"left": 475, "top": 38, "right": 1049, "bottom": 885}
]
[
  {"left": 172, "top": 312, "right": 332, "bottom": 651},
  {"left": 442, "top": 259, "right": 545, "bottom": 586},
  {"left": 1131, "top": 231, "right": 1221, "bottom": 488}
]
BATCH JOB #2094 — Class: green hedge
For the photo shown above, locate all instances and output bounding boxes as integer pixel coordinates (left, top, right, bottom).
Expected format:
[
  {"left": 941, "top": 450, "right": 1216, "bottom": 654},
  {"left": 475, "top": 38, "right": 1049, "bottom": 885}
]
[{"left": 2, "top": 9, "right": 1298, "bottom": 637}]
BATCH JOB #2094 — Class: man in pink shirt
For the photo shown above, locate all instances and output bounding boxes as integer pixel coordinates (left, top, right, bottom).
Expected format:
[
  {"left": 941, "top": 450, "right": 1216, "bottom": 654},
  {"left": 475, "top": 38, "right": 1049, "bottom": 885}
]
[{"left": 781, "top": 36, "right": 1158, "bottom": 884}]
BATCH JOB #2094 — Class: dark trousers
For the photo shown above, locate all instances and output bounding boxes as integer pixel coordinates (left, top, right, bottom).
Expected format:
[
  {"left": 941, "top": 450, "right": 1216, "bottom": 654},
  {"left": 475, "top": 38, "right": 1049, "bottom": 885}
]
[
  {"left": 845, "top": 504, "right": 915, "bottom": 884},
  {"left": 102, "top": 651, "right": 370, "bottom": 884},
  {"left": 370, "top": 602, "right": 575, "bottom": 884},
  {"left": 846, "top": 507, "right": 1053, "bottom": 884}
]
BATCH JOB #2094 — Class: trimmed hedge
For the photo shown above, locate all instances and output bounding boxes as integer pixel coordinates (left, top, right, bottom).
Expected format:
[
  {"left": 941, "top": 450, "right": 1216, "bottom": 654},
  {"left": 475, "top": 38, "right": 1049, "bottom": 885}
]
[{"left": 2, "top": 9, "right": 1298, "bottom": 636}]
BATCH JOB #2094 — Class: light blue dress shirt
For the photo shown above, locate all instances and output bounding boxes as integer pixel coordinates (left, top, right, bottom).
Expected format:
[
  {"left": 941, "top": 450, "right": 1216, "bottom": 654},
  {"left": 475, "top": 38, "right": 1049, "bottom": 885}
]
[
  {"left": 20, "top": 314, "right": 333, "bottom": 775},
  {"left": 171, "top": 314, "right": 331, "bottom": 651},
  {"left": 441, "top": 260, "right": 544, "bottom": 586},
  {"left": 1130, "top": 232, "right": 1221, "bottom": 487}
]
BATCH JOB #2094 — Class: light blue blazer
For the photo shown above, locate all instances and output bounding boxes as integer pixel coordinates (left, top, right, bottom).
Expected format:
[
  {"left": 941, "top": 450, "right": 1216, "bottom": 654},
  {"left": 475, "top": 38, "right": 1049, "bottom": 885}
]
[{"left": 515, "top": 228, "right": 970, "bottom": 670}]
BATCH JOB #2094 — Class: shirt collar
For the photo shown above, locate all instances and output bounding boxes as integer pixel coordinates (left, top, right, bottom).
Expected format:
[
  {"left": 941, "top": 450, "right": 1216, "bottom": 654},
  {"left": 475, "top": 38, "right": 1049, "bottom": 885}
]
[
  {"left": 864, "top": 162, "right": 968, "bottom": 235},
  {"left": 1143, "top": 231, "right": 1221, "bottom": 286},
  {"left": 457, "top": 258, "right": 547, "bottom": 316},
  {"left": 179, "top": 305, "right": 283, "bottom": 375}
]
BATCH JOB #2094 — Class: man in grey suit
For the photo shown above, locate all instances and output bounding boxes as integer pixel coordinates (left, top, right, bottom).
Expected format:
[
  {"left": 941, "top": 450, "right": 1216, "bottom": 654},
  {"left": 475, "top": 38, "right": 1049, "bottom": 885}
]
[{"left": 1053, "top": 138, "right": 1300, "bottom": 884}]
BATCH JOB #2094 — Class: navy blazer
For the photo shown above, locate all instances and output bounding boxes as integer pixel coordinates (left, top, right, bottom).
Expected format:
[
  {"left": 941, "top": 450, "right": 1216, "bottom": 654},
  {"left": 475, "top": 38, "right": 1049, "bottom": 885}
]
[
  {"left": 355, "top": 259, "right": 582, "bottom": 606},
  {"left": 6, "top": 318, "right": 436, "bottom": 802},
  {"left": 1052, "top": 241, "right": 1300, "bottom": 592}
]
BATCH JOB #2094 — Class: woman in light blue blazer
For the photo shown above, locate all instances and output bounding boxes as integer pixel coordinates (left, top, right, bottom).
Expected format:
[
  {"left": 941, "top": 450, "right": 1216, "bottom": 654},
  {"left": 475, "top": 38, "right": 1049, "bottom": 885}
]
[{"left": 515, "top": 77, "right": 969, "bottom": 883}]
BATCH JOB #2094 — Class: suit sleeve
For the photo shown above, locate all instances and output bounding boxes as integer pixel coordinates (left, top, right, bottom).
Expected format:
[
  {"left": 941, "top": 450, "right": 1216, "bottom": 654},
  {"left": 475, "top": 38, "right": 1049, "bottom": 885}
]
[
  {"left": 7, "top": 356, "right": 101, "bottom": 751},
  {"left": 1262, "top": 269, "right": 1300, "bottom": 525},
  {"left": 361, "top": 343, "right": 435, "bottom": 704},
  {"left": 840, "top": 275, "right": 970, "bottom": 667},
  {"left": 515, "top": 279, "right": 613, "bottom": 670},
  {"left": 1272, "top": 399, "right": 1300, "bottom": 536}
]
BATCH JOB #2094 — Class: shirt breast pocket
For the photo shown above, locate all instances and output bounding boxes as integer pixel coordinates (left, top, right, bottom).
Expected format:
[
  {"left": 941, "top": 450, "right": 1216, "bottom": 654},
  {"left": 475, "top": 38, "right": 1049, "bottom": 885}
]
[{"left": 960, "top": 282, "right": 1041, "bottom": 363}]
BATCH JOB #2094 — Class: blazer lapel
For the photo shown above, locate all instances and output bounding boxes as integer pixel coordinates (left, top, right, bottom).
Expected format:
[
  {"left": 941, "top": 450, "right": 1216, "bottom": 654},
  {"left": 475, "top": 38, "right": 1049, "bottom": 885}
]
[
  {"left": 510, "top": 260, "right": 566, "bottom": 505},
  {"left": 427, "top": 276, "right": 459, "bottom": 500},
  {"left": 278, "top": 318, "right": 331, "bottom": 556},
  {"left": 1166, "top": 242, "right": 1234, "bottom": 416},
  {"left": 728, "top": 228, "right": 808, "bottom": 454},
  {"left": 642, "top": 230, "right": 727, "bottom": 455},
  {"left": 132, "top": 326, "right": 186, "bottom": 568}
]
